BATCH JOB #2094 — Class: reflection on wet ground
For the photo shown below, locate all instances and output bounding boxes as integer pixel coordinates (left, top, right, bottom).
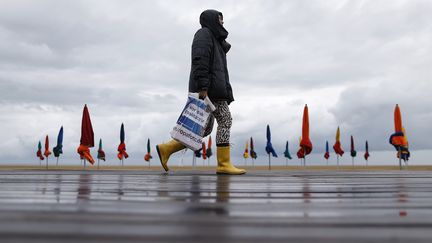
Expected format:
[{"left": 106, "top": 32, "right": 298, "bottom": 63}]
[{"left": 1, "top": 170, "right": 432, "bottom": 242}]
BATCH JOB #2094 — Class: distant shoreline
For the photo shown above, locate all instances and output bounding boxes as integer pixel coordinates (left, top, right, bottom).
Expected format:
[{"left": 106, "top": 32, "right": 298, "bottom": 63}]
[{"left": 1, "top": 165, "right": 431, "bottom": 171}]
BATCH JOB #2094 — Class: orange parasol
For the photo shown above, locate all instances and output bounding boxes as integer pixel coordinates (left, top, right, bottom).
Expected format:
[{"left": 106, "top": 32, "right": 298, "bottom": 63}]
[
  {"left": 297, "top": 105, "right": 313, "bottom": 164},
  {"left": 389, "top": 104, "right": 410, "bottom": 168}
]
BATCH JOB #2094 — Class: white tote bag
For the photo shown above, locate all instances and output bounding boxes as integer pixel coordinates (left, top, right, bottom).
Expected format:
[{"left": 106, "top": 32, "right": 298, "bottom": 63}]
[{"left": 170, "top": 93, "right": 216, "bottom": 151}]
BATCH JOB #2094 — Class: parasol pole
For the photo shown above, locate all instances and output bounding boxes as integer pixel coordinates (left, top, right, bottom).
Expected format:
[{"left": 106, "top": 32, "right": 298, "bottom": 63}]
[
  {"left": 303, "top": 146, "right": 307, "bottom": 167},
  {"left": 398, "top": 147, "right": 402, "bottom": 170},
  {"left": 56, "top": 157, "right": 59, "bottom": 166},
  {"left": 337, "top": 155, "right": 339, "bottom": 169},
  {"left": 352, "top": 157, "right": 354, "bottom": 167},
  {"left": 326, "top": 158, "right": 328, "bottom": 166},
  {"left": 97, "top": 159, "right": 100, "bottom": 170},
  {"left": 39, "top": 159, "right": 41, "bottom": 167},
  {"left": 286, "top": 158, "right": 288, "bottom": 167},
  {"left": 122, "top": 158, "right": 124, "bottom": 167},
  {"left": 268, "top": 153, "right": 271, "bottom": 170},
  {"left": 46, "top": 157, "right": 48, "bottom": 170}
]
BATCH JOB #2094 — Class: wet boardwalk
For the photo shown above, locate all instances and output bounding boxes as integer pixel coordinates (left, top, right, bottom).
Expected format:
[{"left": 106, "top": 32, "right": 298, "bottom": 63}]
[{"left": 1, "top": 169, "right": 432, "bottom": 242}]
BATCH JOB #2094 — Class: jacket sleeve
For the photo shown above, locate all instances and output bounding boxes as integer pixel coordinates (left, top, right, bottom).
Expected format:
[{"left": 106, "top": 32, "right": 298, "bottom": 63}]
[{"left": 191, "top": 29, "right": 213, "bottom": 91}]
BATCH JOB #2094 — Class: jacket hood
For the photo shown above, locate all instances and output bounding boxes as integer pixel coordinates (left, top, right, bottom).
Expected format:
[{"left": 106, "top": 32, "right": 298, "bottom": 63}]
[{"left": 200, "top": 9, "right": 228, "bottom": 41}]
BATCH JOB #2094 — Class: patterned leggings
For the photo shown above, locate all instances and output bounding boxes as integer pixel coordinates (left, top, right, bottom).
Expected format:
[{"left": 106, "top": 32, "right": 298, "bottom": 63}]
[{"left": 203, "top": 101, "right": 232, "bottom": 146}]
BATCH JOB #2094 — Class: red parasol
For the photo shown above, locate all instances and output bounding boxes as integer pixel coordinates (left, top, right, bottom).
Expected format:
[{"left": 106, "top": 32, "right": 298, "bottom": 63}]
[{"left": 77, "top": 105, "right": 95, "bottom": 164}]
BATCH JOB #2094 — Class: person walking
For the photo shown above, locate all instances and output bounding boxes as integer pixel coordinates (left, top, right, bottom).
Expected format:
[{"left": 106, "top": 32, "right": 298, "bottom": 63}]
[{"left": 156, "top": 9, "right": 246, "bottom": 175}]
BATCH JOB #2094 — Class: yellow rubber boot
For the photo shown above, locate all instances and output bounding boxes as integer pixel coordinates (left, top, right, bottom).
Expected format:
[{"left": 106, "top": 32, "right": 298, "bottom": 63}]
[
  {"left": 216, "top": 146, "right": 246, "bottom": 175},
  {"left": 156, "top": 140, "right": 185, "bottom": 172}
]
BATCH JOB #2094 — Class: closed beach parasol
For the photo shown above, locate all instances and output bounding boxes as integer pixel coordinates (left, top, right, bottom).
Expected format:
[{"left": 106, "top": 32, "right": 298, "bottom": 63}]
[
  {"left": 144, "top": 138, "right": 152, "bottom": 164},
  {"left": 202, "top": 142, "right": 207, "bottom": 163},
  {"left": 333, "top": 126, "right": 344, "bottom": 167},
  {"left": 194, "top": 147, "right": 202, "bottom": 160},
  {"left": 206, "top": 136, "right": 213, "bottom": 165},
  {"left": 364, "top": 140, "right": 370, "bottom": 165},
  {"left": 389, "top": 104, "right": 410, "bottom": 169},
  {"left": 117, "top": 123, "right": 129, "bottom": 166},
  {"left": 77, "top": 104, "right": 95, "bottom": 166},
  {"left": 297, "top": 105, "right": 313, "bottom": 166},
  {"left": 44, "top": 135, "right": 51, "bottom": 169},
  {"left": 36, "top": 141, "right": 44, "bottom": 165},
  {"left": 283, "top": 141, "right": 292, "bottom": 166},
  {"left": 97, "top": 138, "right": 106, "bottom": 169},
  {"left": 243, "top": 140, "right": 249, "bottom": 165},
  {"left": 53, "top": 126, "right": 63, "bottom": 166},
  {"left": 250, "top": 137, "right": 257, "bottom": 166},
  {"left": 265, "top": 125, "right": 278, "bottom": 170},
  {"left": 324, "top": 140, "right": 330, "bottom": 164},
  {"left": 350, "top": 135, "right": 357, "bottom": 166}
]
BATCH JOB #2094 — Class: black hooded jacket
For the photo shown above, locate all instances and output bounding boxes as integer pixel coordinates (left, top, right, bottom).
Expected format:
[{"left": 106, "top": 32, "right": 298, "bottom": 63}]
[{"left": 188, "top": 10, "right": 234, "bottom": 104}]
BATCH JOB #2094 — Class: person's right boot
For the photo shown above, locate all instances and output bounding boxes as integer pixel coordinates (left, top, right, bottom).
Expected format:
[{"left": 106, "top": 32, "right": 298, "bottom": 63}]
[
  {"left": 156, "top": 140, "right": 185, "bottom": 171},
  {"left": 216, "top": 146, "right": 246, "bottom": 175}
]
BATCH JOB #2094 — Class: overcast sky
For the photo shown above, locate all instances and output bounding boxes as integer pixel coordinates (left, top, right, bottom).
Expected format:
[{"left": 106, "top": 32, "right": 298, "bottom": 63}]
[{"left": 1, "top": 0, "right": 431, "bottom": 165}]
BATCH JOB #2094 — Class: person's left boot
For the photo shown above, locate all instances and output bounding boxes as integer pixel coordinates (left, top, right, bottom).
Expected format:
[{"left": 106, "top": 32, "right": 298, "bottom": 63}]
[
  {"left": 156, "top": 140, "right": 185, "bottom": 171},
  {"left": 216, "top": 146, "right": 246, "bottom": 175}
]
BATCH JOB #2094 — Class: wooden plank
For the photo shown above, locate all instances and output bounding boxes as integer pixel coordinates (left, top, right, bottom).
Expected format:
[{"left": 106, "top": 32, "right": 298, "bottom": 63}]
[{"left": 0, "top": 170, "right": 432, "bottom": 242}]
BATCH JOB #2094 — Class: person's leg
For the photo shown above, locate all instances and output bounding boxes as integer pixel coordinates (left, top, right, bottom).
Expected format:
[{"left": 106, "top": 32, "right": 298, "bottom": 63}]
[
  {"left": 212, "top": 101, "right": 245, "bottom": 175},
  {"left": 212, "top": 101, "right": 232, "bottom": 146}
]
